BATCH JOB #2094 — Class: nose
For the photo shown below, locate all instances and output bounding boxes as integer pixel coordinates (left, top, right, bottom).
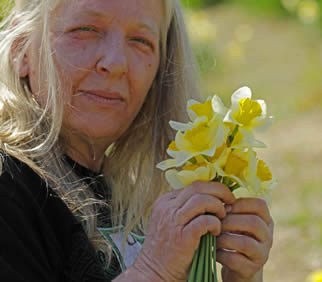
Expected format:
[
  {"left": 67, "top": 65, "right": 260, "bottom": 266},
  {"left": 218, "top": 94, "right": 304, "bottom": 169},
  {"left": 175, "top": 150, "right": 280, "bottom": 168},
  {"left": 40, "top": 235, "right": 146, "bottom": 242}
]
[{"left": 96, "top": 35, "right": 128, "bottom": 78}]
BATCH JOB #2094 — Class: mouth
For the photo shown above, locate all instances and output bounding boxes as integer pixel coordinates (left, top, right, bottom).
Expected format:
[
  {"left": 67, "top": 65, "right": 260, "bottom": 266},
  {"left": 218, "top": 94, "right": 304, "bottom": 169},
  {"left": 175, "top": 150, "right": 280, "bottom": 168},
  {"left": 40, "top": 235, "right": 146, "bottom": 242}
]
[{"left": 79, "top": 90, "right": 125, "bottom": 106}]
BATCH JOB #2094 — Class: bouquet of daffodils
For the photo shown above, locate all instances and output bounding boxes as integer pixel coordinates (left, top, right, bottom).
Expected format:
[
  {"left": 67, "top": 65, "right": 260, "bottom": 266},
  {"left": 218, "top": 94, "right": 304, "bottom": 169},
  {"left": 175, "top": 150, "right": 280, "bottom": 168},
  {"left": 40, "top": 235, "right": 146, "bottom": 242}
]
[{"left": 156, "top": 87, "right": 277, "bottom": 282}]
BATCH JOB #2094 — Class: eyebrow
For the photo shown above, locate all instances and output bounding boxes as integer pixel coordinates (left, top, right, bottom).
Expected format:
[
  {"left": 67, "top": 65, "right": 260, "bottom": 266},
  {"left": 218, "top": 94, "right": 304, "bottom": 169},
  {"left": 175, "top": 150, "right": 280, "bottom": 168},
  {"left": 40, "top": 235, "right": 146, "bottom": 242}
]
[
  {"left": 74, "top": 10, "right": 160, "bottom": 37},
  {"left": 135, "top": 23, "right": 159, "bottom": 38}
]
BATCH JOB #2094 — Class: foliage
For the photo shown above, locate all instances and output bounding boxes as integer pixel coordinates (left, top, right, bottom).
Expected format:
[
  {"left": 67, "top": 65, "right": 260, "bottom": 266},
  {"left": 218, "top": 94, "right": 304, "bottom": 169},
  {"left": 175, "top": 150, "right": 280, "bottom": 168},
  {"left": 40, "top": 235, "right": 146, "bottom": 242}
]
[
  {"left": 181, "top": 0, "right": 223, "bottom": 9},
  {"left": 0, "top": 0, "right": 12, "bottom": 22},
  {"left": 182, "top": 0, "right": 322, "bottom": 27}
]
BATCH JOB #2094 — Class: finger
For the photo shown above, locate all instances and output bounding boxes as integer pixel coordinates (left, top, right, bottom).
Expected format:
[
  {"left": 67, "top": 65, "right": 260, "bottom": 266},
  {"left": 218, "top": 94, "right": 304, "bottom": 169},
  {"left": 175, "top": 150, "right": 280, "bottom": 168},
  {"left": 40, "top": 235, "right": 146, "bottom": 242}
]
[
  {"left": 230, "top": 198, "right": 272, "bottom": 225},
  {"left": 216, "top": 232, "right": 265, "bottom": 263},
  {"left": 175, "top": 181, "right": 235, "bottom": 208},
  {"left": 217, "top": 249, "right": 259, "bottom": 280},
  {"left": 175, "top": 194, "right": 226, "bottom": 225},
  {"left": 183, "top": 214, "right": 221, "bottom": 246},
  {"left": 222, "top": 214, "right": 270, "bottom": 242}
]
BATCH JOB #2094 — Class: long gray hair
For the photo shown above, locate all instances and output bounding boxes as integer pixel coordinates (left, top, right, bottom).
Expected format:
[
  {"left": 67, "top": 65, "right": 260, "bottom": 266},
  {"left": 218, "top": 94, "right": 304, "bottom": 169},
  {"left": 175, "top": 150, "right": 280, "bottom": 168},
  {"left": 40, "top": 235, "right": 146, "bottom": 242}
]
[{"left": 0, "top": 0, "right": 201, "bottom": 262}]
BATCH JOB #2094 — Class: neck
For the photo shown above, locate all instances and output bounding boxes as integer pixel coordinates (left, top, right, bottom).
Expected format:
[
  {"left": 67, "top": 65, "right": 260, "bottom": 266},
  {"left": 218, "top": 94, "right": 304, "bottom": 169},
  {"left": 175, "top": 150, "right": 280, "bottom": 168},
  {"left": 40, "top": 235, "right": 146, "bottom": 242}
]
[{"left": 61, "top": 132, "right": 109, "bottom": 173}]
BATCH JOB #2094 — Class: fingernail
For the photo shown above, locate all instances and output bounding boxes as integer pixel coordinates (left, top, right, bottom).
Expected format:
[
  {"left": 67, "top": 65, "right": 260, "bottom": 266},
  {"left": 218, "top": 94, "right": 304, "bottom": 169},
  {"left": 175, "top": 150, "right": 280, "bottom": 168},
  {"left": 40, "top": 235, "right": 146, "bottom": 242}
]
[{"left": 225, "top": 204, "right": 232, "bottom": 213}]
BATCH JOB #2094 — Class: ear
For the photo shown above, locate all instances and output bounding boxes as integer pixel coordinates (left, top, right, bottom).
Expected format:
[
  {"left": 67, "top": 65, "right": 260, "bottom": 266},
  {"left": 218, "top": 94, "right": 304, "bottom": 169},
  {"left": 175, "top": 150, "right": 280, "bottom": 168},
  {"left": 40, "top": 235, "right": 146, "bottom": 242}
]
[
  {"left": 17, "top": 52, "right": 29, "bottom": 78},
  {"left": 10, "top": 36, "right": 30, "bottom": 78}
]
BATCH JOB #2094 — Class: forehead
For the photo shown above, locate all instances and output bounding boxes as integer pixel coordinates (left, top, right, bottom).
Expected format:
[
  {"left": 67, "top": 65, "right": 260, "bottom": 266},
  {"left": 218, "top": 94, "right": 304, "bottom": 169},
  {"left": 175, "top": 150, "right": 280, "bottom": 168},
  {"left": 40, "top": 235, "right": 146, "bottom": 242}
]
[{"left": 52, "top": 0, "right": 163, "bottom": 31}]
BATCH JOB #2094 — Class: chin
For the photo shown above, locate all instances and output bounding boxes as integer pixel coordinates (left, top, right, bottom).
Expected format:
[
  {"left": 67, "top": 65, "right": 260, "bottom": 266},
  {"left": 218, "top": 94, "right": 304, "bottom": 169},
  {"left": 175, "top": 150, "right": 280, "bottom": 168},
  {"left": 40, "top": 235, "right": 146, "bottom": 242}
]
[{"left": 82, "top": 125, "right": 126, "bottom": 141}]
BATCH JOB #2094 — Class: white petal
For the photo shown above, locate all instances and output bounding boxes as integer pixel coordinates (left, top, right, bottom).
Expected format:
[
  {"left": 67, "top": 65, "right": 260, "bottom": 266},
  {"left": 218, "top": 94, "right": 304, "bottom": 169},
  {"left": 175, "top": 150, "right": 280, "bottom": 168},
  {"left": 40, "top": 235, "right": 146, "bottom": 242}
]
[
  {"left": 169, "top": 121, "right": 191, "bottom": 132},
  {"left": 201, "top": 146, "right": 217, "bottom": 157},
  {"left": 187, "top": 99, "right": 200, "bottom": 108},
  {"left": 231, "top": 87, "right": 252, "bottom": 105},
  {"left": 256, "top": 99, "right": 267, "bottom": 117},
  {"left": 165, "top": 170, "right": 185, "bottom": 189},
  {"left": 195, "top": 166, "right": 213, "bottom": 181},
  {"left": 223, "top": 109, "right": 236, "bottom": 124},
  {"left": 177, "top": 170, "right": 198, "bottom": 186},
  {"left": 233, "top": 187, "right": 252, "bottom": 198},
  {"left": 156, "top": 159, "right": 177, "bottom": 171},
  {"left": 211, "top": 95, "right": 227, "bottom": 117},
  {"left": 170, "top": 151, "right": 194, "bottom": 167},
  {"left": 187, "top": 99, "right": 199, "bottom": 121},
  {"left": 193, "top": 116, "right": 208, "bottom": 126},
  {"left": 215, "top": 122, "right": 230, "bottom": 145},
  {"left": 253, "top": 116, "right": 274, "bottom": 133},
  {"left": 239, "top": 128, "right": 267, "bottom": 148}
]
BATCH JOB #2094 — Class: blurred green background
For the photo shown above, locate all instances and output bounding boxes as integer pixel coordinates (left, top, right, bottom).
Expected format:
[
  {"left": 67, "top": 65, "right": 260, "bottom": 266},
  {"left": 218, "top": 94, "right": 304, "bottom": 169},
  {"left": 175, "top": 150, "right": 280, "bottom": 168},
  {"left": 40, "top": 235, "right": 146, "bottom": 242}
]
[
  {"left": 181, "top": 0, "right": 322, "bottom": 281},
  {"left": 1, "top": 0, "right": 322, "bottom": 281}
]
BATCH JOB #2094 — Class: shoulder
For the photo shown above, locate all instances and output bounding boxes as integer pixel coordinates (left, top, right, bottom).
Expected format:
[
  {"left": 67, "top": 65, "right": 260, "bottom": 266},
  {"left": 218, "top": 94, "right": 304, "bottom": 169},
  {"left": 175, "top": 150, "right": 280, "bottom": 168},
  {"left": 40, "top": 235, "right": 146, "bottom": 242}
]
[{"left": 0, "top": 153, "right": 49, "bottom": 209}]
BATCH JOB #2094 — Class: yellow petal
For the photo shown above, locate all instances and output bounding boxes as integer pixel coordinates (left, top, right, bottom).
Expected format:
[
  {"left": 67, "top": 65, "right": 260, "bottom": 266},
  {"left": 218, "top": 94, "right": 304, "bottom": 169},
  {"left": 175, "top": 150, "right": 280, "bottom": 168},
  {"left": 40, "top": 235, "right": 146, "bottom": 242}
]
[
  {"left": 257, "top": 160, "right": 272, "bottom": 181},
  {"left": 224, "top": 150, "right": 249, "bottom": 180},
  {"left": 183, "top": 122, "right": 211, "bottom": 152},
  {"left": 168, "top": 141, "right": 179, "bottom": 151},
  {"left": 232, "top": 98, "right": 262, "bottom": 126},
  {"left": 188, "top": 99, "right": 213, "bottom": 121},
  {"left": 178, "top": 166, "right": 214, "bottom": 186}
]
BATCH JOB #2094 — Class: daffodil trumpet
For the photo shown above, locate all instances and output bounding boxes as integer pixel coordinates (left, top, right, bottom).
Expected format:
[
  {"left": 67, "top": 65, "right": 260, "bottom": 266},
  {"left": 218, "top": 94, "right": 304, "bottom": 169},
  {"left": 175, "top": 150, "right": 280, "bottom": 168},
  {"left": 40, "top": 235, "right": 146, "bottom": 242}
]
[{"left": 156, "top": 86, "right": 276, "bottom": 282}]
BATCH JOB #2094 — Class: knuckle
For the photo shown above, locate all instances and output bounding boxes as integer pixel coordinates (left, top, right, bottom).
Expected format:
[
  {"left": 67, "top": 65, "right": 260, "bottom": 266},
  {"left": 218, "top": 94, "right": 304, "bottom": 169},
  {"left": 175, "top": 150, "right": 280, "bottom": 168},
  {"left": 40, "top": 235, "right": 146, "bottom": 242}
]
[
  {"left": 189, "top": 220, "right": 203, "bottom": 240},
  {"left": 256, "top": 198, "right": 268, "bottom": 210},
  {"left": 191, "top": 194, "right": 217, "bottom": 213},
  {"left": 199, "top": 215, "right": 210, "bottom": 228},
  {"left": 190, "top": 181, "right": 202, "bottom": 193},
  {"left": 239, "top": 237, "right": 253, "bottom": 254},
  {"left": 247, "top": 215, "right": 263, "bottom": 231}
]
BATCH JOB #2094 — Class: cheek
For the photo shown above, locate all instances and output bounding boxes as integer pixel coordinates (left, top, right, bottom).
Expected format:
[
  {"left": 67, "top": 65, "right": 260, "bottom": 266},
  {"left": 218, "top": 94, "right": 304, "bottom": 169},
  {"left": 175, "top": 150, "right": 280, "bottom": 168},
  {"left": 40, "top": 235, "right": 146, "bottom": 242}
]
[
  {"left": 52, "top": 37, "right": 96, "bottom": 83},
  {"left": 52, "top": 38, "right": 98, "bottom": 104},
  {"left": 129, "top": 54, "right": 159, "bottom": 103}
]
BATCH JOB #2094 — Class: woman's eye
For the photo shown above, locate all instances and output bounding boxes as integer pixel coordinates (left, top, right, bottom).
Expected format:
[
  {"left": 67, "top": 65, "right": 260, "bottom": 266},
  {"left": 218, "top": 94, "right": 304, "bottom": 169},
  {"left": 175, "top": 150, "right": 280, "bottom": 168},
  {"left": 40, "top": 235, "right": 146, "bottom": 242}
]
[
  {"left": 68, "top": 26, "right": 99, "bottom": 40},
  {"left": 71, "top": 26, "right": 97, "bottom": 33},
  {"left": 132, "top": 37, "right": 154, "bottom": 50}
]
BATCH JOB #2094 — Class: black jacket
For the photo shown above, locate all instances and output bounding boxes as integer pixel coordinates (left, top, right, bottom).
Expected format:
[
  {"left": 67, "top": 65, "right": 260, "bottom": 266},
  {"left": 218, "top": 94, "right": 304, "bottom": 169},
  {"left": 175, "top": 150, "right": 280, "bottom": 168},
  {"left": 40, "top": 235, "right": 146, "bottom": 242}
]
[{"left": 0, "top": 154, "right": 121, "bottom": 282}]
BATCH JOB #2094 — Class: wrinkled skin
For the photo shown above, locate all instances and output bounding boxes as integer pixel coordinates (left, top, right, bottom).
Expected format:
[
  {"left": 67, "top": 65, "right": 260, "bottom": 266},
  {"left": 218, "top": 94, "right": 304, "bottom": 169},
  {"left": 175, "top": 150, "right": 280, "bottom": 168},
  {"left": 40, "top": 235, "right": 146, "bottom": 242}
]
[{"left": 115, "top": 181, "right": 273, "bottom": 282}]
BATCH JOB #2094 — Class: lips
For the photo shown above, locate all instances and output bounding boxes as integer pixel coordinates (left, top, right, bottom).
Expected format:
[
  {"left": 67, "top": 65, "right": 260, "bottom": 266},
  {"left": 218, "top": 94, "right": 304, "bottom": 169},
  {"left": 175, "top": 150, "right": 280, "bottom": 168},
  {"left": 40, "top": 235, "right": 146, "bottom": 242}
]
[
  {"left": 83, "top": 90, "right": 124, "bottom": 101},
  {"left": 79, "top": 89, "right": 126, "bottom": 107}
]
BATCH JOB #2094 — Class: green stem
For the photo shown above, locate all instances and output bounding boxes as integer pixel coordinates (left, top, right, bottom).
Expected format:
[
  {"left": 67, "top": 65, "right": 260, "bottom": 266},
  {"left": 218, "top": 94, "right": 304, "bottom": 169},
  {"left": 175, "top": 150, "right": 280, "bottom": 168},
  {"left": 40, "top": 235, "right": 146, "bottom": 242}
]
[
  {"left": 188, "top": 244, "right": 201, "bottom": 282},
  {"left": 188, "top": 234, "right": 219, "bottom": 282},
  {"left": 196, "top": 234, "right": 206, "bottom": 281},
  {"left": 204, "top": 233, "right": 211, "bottom": 282},
  {"left": 212, "top": 235, "right": 218, "bottom": 282},
  {"left": 227, "top": 125, "right": 239, "bottom": 146}
]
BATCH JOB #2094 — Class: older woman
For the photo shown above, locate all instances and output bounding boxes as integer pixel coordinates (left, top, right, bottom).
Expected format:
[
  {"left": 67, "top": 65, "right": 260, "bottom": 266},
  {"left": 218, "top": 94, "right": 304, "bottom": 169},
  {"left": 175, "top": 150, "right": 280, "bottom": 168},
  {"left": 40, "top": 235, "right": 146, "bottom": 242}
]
[{"left": 0, "top": 0, "right": 273, "bottom": 281}]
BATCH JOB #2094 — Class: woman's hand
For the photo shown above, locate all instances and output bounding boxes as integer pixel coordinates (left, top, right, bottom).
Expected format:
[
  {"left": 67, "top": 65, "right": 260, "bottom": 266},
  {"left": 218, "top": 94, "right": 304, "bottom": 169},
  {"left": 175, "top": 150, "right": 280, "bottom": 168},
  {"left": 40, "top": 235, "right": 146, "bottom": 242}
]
[
  {"left": 217, "top": 198, "right": 274, "bottom": 282},
  {"left": 132, "top": 181, "right": 235, "bottom": 281}
]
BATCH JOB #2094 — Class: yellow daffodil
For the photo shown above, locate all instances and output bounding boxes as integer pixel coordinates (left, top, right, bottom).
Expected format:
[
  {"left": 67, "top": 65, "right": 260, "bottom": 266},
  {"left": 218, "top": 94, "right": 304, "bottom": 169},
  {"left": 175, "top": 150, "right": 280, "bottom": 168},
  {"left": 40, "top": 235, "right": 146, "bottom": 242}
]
[
  {"left": 306, "top": 270, "right": 322, "bottom": 282},
  {"left": 186, "top": 97, "right": 215, "bottom": 122},
  {"left": 215, "top": 149, "right": 250, "bottom": 186},
  {"left": 169, "top": 96, "right": 217, "bottom": 134},
  {"left": 156, "top": 86, "right": 275, "bottom": 205},
  {"left": 223, "top": 87, "right": 273, "bottom": 148},
  {"left": 189, "top": 98, "right": 213, "bottom": 121},
  {"left": 165, "top": 161, "right": 216, "bottom": 189},
  {"left": 156, "top": 86, "right": 276, "bottom": 282},
  {"left": 158, "top": 115, "right": 229, "bottom": 170},
  {"left": 233, "top": 151, "right": 276, "bottom": 202}
]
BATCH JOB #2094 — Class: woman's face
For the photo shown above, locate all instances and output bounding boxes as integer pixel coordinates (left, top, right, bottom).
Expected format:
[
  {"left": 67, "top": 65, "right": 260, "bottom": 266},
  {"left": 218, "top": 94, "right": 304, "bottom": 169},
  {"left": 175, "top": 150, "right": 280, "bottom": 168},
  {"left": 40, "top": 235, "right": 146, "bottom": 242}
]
[{"left": 24, "top": 0, "right": 162, "bottom": 145}]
